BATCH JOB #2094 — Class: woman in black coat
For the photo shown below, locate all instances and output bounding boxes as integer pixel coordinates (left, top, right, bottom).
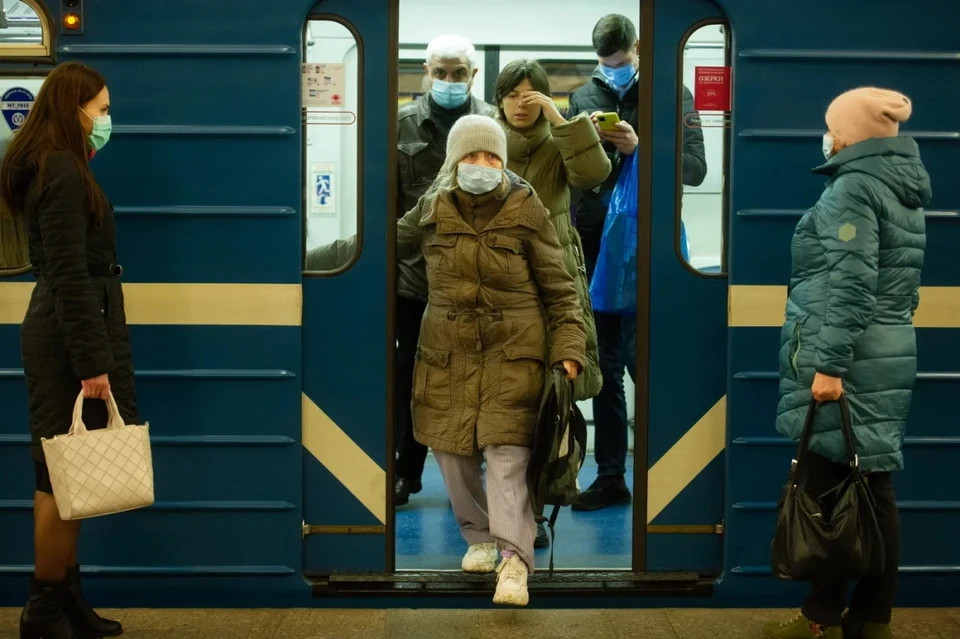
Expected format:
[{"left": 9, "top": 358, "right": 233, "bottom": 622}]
[{"left": 0, "top": 61, "right": 138, "bottom": 639}]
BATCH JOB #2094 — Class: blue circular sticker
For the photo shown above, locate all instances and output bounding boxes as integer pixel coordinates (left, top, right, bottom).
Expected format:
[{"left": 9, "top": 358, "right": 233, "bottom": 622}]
[{"left": 1, "top": 87, "right": 35, "bottom": 131}]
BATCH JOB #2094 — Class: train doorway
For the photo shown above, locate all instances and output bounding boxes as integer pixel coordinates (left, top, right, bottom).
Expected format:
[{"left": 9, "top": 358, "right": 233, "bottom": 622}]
[{"left": 300, "top": 0, "right": 730, "bottom": 598}]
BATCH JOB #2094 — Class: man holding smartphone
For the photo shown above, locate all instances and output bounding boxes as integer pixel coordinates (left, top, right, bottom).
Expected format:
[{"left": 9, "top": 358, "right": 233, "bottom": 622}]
[{"left": 567, "top": 13, "right": 707, "bottom": 511}]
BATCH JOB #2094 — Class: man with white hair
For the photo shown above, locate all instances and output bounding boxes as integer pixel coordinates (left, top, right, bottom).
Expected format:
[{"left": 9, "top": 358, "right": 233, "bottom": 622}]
[{"left": 394, "top": 34, "right": 497, "bottom": 508}]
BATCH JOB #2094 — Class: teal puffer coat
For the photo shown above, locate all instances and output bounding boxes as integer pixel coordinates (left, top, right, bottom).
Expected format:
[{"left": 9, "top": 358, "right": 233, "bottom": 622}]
[{"left": 775, "top": 136, "right": 931, "bottom": 473}]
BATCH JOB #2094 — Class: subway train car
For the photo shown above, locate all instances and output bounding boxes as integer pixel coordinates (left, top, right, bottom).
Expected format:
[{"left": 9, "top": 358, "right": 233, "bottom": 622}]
[{"left": 0, "top": 0, "right": 957, "bottom": 610}]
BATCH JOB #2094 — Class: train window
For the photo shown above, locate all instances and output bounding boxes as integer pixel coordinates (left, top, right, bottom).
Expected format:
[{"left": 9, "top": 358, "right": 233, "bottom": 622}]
[
  {"left": 0, "top": 73, "right": 47, "bottom": 275},
  {"left": 678, "top": 23, "right": 730, "bottom": 275},
  {"left": 398, "top": 59, "right": 429, "bottom": 106},
  {"left": 537, "top": 60, "right": 596, "bottom": 118},
  {"left": 302, "top": 19, "right": 361, "bottom": 274},
  {"left": 0, "top": 0, "right": 49, "bottom": 57},
  {"left": 0, "top": 1, "right": 51, "bottom": 274}
]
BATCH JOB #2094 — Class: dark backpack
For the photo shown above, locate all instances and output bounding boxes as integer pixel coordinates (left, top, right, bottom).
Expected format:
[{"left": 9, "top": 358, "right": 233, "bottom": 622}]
[{"left": 526, "top": 365, "right": 588, "bottom": 574}]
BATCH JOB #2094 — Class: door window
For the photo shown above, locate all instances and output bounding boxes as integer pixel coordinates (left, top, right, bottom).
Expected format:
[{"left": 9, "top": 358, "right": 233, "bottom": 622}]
[
  {"left": 678, "top": 22, "right": 730, "bottom": 274},
  {"left": 302, "top": 19, "right": 361, "bottom": 274}
]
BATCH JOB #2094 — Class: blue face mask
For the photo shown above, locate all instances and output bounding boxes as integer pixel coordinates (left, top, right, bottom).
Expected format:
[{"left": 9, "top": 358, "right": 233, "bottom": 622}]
[
  {"left": 431, "top": 79, "right": 470, "bottom": 109},
  {"left": 600, "top": 63, "right": 637, "bottom": 89}
]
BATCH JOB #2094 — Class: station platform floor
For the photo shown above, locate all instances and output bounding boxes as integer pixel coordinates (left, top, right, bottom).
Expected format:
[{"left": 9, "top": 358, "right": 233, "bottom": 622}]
[{"left": 2, "top": 606, "right": 958, "bottom": 638}]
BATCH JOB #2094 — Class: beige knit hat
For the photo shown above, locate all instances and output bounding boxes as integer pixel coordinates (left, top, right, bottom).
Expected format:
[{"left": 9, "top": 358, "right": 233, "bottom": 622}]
[
  {"left": 825, "top": 87, "right": 912, "bottom": 147},
  {"left": 443, "top": 114, "right": 507, "bottom": 171}
]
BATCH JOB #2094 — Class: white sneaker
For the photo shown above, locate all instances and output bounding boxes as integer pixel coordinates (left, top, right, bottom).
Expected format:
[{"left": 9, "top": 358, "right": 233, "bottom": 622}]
[
  {"left": 493, "top": 555, "right": 529, "bottom": 606},
  {"left": 461, "top": 542, "right": 498, "bottom": 573}
]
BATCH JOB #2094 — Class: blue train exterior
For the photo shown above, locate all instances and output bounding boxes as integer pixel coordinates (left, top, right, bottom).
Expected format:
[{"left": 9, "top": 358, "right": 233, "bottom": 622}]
[{"left": 0, "top": 0, "right": 957, "bottom": 609}]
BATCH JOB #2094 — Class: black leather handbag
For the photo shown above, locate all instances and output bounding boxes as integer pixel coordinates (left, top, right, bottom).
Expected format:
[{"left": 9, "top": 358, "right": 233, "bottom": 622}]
[{"left": 770, "top": 396, "right": 886, "bottom": 582}]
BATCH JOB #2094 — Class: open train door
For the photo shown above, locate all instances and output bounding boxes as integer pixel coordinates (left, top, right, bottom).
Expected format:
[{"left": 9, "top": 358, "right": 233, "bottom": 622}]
[
  {"left": 301, "top": 0, "right": 730, "bottom": 598},
  {"left": 299, "top": 0, "right": 394, "bottom": 578},
  {"left": 640, "top": 0, "right": 729, "bottom": 576}
]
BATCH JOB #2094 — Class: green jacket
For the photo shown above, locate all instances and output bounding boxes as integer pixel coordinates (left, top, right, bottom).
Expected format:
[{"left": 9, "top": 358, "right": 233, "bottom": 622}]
[
  {"left": 501, "top": 114, "right": 610, "bottom": 401},
  {"left": 776, "top": 136, "right": 931, "bottom": 472}
]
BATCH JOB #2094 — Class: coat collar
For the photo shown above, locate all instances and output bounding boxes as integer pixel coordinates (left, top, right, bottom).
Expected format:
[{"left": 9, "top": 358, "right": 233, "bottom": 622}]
[
  {"left": 503, "top": 117, "right": 550, "bottom": 159},
  {"left": 420, "top": 181, "right": 546, "bottom": 235},
  {"left": 415, "top": 93, "right": 489, "bottom": 128}
]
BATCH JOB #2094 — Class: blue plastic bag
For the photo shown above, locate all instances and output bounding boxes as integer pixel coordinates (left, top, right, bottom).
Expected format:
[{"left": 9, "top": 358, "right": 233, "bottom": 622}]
[
  {"left": 680, "top": 219, "right": 690, "bottom": 262},
  {"left": 589, "top": 151, "right": 638, "bottom": 315}
]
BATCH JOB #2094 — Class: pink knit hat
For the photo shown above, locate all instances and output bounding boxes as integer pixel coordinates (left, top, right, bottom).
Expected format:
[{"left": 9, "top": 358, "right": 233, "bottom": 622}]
[{"left": 825, "top": 87, "right": 912, "bottom": 146}]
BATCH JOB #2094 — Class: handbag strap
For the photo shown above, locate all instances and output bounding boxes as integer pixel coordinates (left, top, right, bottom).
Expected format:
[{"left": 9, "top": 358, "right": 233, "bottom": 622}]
[
  {"left": 69, "top": 391, "right": 126, "bottom": 436},
  {"left": 793, "top": 395, "right": 860, "bottom": 482},
  {"left": 836, "top": 394, "right": 859, "bottom": 468}
]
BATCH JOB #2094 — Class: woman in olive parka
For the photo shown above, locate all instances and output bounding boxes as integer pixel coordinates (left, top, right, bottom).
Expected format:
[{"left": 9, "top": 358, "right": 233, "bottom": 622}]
[
  {"left": 493, "top": 59, "right": 610, "bottom": 548},
  {"left": 764, "top": 88, "right": 930, "bottom": 639},
  {"left": 396, "top": 114, "right": 586, "bottom": 608}
]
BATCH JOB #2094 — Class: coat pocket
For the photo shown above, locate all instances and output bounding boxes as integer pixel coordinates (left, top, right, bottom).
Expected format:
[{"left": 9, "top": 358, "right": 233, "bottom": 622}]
[
  {"left": 425, "top": 234, "right": 457, "bottom": 272},
  {"left": 397, "top": 141, "right": 430, "bottom": 192},
  {"left": 499, "top": 346, "right": 545, "bottom": 409},
  {"left": 413, "top": 345, "right": 452, "bottom": 410},
  {"left": 485, "top": 234, "right": 525, "bottom": 275}
]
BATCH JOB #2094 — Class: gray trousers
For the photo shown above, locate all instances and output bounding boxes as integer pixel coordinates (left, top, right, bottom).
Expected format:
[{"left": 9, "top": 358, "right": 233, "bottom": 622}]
[{"left": 434, "top": 444, "right": 537, "bottom": 572}]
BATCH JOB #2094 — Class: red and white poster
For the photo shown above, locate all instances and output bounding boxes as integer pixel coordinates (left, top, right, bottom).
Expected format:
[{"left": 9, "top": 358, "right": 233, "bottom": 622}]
[{"left": 694, "top": 66, "right": 731, "bottom": 111}]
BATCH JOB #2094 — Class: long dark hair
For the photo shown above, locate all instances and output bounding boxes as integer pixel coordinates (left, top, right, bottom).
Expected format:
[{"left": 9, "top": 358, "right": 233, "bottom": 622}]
[{"left": 0, "top": 61, "right": 110, "bottom": 223}]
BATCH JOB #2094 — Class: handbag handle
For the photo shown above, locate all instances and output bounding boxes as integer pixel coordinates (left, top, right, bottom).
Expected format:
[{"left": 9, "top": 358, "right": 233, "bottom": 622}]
[
  {"left": 793, "top": 394, "right": 860, "bottom": 479},
  {"left": 68, "top": 391, "right": 125, "bottom": 436}
]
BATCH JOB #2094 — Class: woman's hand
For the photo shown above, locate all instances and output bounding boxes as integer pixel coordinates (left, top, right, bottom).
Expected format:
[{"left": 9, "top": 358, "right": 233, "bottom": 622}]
[
  {"left": 81, "top": 374, "right": 111, "bottom": 400},
  {"left": 562, "top": 360, "right": 579, "bottom": 381},
  {"left": 811, "top": 372, "right": 843, "bottom": 403},
  {"left": 521, "top": 91, "right": 565, "bottom": 126}
]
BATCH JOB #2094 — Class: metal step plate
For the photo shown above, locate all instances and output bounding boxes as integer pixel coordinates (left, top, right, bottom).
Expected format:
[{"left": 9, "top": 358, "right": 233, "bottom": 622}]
[{"left": 309, "top": 571, "right": 712, "bottom": 598}]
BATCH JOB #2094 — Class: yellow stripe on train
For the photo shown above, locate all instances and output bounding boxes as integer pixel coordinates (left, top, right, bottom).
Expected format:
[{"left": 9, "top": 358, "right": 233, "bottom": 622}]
[
  {"left": 728, "top": 285, "right": 960, "bottom": 328},
  {"left": 5, "top": 282, "right": 957, "bottom": 329},
  {"left": 0, "top": 282, "right": 302, "bottom": 326}
]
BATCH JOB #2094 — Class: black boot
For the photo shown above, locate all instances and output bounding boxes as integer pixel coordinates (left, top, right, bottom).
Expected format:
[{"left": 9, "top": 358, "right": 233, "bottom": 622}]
[
  {"left": 571, "top": 475, "right": 632, "bottom": 511},
  {"left": 394, "top": 477, "right": 422, "bottom": 507},
  {"left": 19, "top": 578, "right": 82, "bottom": 639},
  {"left": 534, "top": 522, "right": 550, "bottom": 549},
  {"left": 65, "top": 565, "right": 123, "bottom": 636}
]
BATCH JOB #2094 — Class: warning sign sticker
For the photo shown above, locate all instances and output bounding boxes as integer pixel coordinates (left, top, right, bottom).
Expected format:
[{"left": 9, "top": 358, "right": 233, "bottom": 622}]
[{"left": 302, "top": 63, "right": 346, "bottom": 109}]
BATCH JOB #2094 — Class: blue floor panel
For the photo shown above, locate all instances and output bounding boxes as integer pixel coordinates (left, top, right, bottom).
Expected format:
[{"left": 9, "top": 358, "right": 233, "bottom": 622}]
[{"left": 396, "top": 456, "right": 635, "bottom": 570}]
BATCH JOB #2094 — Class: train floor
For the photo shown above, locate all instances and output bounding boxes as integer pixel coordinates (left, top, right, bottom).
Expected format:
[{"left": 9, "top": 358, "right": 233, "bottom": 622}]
[
  {"left": 397, "top": 452, "right": 635, "bottom": 570},
  {"left": 2, "top": 607, "right": 958, "bottom": 638}
]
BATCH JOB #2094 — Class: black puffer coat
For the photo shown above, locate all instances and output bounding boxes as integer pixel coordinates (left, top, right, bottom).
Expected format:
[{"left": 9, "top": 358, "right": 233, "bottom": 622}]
[{"left": 17, "top": 151, "right": 139, "bottom": 462}]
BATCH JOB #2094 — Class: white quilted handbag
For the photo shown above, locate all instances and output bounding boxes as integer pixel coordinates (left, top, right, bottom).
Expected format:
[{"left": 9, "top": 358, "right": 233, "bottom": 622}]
[{"left": 41, "top": 392, "right": 154, "bottom": 520}]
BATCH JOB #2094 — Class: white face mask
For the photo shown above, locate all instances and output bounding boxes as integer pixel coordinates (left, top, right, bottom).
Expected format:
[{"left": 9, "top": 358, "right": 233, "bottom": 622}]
[
  {"left": 822, "top": 133, "right": 835, "bottom": 160},
  {"left": 457, "top": 163, "right": 502, "bottom": 195}
]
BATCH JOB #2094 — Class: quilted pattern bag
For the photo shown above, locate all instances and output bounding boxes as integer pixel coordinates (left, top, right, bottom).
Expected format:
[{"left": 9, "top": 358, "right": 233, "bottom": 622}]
[{"left": 42, "top": 392, "right": 154, "bottom": 520}]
